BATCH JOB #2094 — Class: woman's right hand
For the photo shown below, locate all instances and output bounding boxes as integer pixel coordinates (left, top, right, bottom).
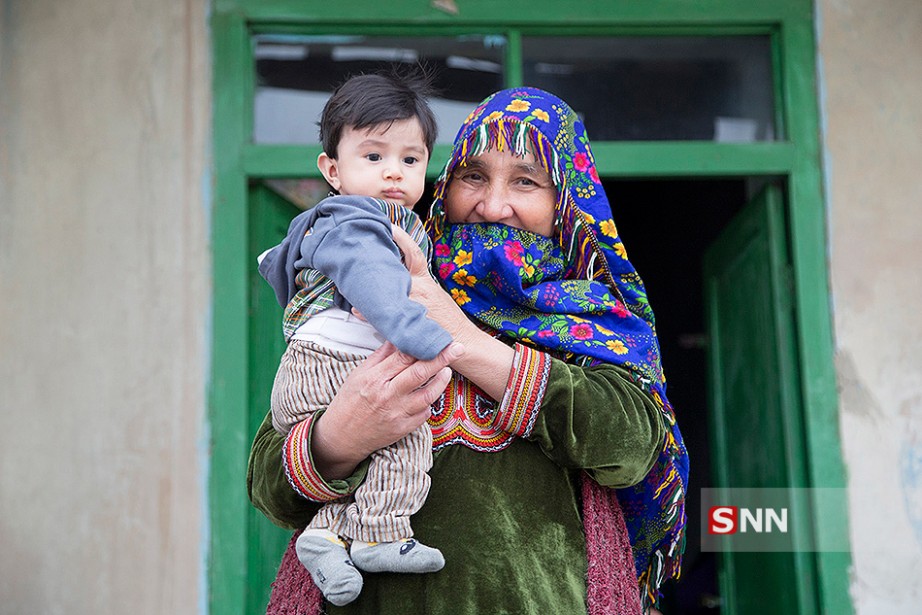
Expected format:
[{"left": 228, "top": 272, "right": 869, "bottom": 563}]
[{"left": 309, "top": 340, "right": 464, "bottom": 480}]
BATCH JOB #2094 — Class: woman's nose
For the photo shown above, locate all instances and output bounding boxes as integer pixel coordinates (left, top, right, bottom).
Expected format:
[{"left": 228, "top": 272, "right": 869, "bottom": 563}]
[{"left": 476, "top": 188, "right": 513, "bottom": 221}]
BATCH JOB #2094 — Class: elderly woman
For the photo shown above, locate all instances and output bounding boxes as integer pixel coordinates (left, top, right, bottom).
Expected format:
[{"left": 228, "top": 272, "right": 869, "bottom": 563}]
[{"left": 248, "top": 88, "right": 688, "bottom": 614}]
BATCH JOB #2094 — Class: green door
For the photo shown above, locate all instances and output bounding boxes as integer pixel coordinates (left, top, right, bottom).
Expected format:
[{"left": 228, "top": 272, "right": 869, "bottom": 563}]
[
  {"left": 245, "top": 184, "right": 302, "bottom": 613},
  {"left": 703, "top": 185, "right": 818, "bottom": 614}
]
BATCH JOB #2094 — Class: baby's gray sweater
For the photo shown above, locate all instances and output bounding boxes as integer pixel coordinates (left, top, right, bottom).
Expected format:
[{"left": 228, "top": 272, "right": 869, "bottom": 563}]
[{"left": 258, "top": 195, "right": 452, "bottom": 360}]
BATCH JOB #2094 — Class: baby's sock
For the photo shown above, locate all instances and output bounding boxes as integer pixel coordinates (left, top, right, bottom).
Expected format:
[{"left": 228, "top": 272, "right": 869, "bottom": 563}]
[
  {"left": 295, "top": 529, "right": 363, "bottom": 606},
  {"left": 350, "top": 538, "right": 445, "bottom": 574}
]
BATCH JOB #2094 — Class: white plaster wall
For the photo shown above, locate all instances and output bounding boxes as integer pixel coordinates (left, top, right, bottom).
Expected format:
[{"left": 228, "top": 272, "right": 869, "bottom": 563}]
[
  {"left": 817, "top": 0, "right": 922, "bottom": 612},
  {"left": 0, "top": 1, "right": 210, "bottom": 613}
]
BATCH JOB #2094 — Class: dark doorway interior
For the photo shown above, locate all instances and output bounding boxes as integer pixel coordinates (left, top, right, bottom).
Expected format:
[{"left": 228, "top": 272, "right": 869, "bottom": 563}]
[{"left": 610, "top": 178, "right": 749, "bottom": 614}]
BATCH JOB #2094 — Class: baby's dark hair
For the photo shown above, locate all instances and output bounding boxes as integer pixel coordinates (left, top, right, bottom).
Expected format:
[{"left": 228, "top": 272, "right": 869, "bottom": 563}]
[{"left": 319, "top": 67, "right": 438, "bottom": 159}]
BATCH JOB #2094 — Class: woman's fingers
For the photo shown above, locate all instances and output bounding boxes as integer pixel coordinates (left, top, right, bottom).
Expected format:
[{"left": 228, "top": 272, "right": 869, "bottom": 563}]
[
  {"left": 407, "top": 366, "right": 454, "bottom": 407},
  {"left": 354, "top": 341, "right": 464, "bottom": 396},
  {"left": 360, "top": 341, "right": 399, "bottom": 370},
  {"left": 324, "top": 343, "right": 463, "bottom": 456},
  {"left": 387, "top": 342, "right": 465, "bottom": 393},
  {"left": 392, "top": 224, "right": 428, "bottom": 276},
  {"left": 365, "top": 343, "right": 418, "bottom": 382}
]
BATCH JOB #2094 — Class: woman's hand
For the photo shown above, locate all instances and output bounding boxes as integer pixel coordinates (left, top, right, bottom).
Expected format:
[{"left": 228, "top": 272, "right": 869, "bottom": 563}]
[
  {"left": 311, "top": 341, "right": 464, "bottom": 480},
  {"left": 391, "top": 225, "right": 470, "bottom": 340},
  {"left": 392, "top": 224, "right": 516, "bottom": 401}
]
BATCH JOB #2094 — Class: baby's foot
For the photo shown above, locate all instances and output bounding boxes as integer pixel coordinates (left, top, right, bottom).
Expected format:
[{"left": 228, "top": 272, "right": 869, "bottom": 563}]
[
  {"left": 350, "top": 538, "right": 445, "bottom": 574},
  {"left": 295, "top": 529, "right": 363, "bottom": 606}
]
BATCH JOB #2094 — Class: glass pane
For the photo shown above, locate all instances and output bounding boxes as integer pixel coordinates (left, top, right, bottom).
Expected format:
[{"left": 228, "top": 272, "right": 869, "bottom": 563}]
[
  {"left": 254, "top": 34, "right": 506, "bottom": 145},
  {"left": 522, "top": 36, "right": 776, "bottom": 142}
]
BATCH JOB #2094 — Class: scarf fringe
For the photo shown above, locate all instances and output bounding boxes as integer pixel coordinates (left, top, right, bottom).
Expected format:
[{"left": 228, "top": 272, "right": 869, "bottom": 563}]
[
  {"left": 438, "top": 118, "right": 563, "bottom": 189},
  {"left": 632, "top": 434, "right": 687, "bottom": 611},
  {"left": 637, "top": 529, "right": 686, "bottom": 611}
]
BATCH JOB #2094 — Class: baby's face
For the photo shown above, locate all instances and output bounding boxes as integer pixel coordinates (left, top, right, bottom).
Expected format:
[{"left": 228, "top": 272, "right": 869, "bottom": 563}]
[{"left": 322, "top": 118, "right": 429, "bottom": 208}]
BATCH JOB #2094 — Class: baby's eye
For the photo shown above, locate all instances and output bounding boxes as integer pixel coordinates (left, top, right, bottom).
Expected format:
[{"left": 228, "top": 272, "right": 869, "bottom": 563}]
[
  {"left": 403, "top": 156, "right": 419, "bottom": 165},
  {"left": 366, "top": 153, "right": 382, "bottom": 162}
]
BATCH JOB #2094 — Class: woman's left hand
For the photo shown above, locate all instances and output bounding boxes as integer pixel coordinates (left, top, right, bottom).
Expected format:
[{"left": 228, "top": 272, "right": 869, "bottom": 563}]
[
  {"left": 392, "top": 224, "right": 515, "bottom": 400},
  {"left": 392, "top": 224, "right": 469, "bottom": 340}
]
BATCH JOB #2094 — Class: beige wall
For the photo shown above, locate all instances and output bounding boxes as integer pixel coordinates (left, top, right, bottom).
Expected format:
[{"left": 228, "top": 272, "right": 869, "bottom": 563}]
[
  {"left": 817, "top": 0, "right": 922, "bottom": 612},
  {"left": 2, "top": 0, "right": 921, "bottom": 613},
  {"left": 0, "top": 0, "right": 210, "bottom": 613}
]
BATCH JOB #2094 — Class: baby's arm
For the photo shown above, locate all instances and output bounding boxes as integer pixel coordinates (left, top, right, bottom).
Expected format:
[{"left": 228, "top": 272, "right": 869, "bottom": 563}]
[{"left": 300, "top": 196, "right": 452, "bottom": 360}]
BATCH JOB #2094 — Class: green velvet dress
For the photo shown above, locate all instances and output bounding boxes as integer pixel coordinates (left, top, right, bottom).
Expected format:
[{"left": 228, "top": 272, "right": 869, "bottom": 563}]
[{"left": 248, "top": 356, "right": 664, "bottom": 614}]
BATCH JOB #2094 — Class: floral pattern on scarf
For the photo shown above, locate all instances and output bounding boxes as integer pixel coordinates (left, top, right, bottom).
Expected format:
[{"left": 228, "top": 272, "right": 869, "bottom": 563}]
[
  {"left": 435, "top": 223, "right": 661, "bottom": 377},
  {"left": 427, "top": 87, "right": 689, "bottom": 608}
]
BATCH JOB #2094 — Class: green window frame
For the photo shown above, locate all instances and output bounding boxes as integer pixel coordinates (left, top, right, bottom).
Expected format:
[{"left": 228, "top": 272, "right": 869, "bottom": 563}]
[{"left": 210, "top": 1, "right": 849, "bottom": 613}]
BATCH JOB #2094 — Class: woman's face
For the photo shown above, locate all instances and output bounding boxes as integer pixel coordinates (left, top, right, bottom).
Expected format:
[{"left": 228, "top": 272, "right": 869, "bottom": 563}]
[{"left": 443, "top": 147, "right": 557, "bottom": 237}]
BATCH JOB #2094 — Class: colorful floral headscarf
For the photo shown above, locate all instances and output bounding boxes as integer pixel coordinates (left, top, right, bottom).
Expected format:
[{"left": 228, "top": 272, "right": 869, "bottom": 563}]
[{"left": 427, "top": 87, "right": 689, "bottom": 608}]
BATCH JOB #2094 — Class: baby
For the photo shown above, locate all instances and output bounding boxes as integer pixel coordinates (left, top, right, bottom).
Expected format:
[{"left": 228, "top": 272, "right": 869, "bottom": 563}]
[{"left": 258, "top": 70, "right": 451, "bottom": 606}]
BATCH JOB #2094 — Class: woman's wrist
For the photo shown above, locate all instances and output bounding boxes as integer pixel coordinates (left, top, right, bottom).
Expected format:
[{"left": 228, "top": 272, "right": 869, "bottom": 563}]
[
  {"left": 283, "top": 411, "right": 369, "bottom": 502},
  {"left": 447, "top": 321, "right": 516, "bottom": 400},
  {"left": 310, "top": 408, "right": 370, "bottom": 480},
  {"left": 450, "top": 315, "right": 483, "bottom": 350},
  {"left": 424, "top": 280, "right": 471, "bottom": 342}
]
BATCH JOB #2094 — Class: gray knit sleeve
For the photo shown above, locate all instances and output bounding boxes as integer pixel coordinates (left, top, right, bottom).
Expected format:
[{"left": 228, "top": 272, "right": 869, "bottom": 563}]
[{"left": 299, "top": 196, "right": 452, "bottom": 360}]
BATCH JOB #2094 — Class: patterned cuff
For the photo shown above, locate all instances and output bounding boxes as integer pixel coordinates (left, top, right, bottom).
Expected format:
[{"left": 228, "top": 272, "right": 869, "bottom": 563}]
[
  {"left": 493, "top": 343, "right": 550, "bottom": 437},
  {"left": 283, "top": 412, "right": 359, "bottom": 502}
]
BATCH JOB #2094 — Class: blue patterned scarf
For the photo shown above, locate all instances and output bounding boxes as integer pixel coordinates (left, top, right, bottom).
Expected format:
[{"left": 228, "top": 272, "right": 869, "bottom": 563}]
[
  {"left": 427, "top": 87, "right": 689, "bottom": 608},
  {"left": 435, "top": 223, "right": 662, "bottom": 368}
]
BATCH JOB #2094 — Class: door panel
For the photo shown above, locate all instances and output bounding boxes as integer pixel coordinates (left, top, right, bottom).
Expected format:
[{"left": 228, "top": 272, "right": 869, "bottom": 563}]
[
  {"left": 246, "top": 184, "right": 302, "bottom": 614},
  {"left": 703, "top": 185, "right": 817, "bottom": 614}
]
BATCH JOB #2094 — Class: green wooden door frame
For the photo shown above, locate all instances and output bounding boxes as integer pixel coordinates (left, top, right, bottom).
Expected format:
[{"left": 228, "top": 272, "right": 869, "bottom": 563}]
[{"left": 209, "top": 1, "right": 850, "bottom": 613}]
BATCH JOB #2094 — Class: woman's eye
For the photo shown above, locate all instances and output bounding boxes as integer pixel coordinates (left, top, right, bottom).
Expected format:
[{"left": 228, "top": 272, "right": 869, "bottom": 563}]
[
  {"left": 366, "top": 153, "right": 382, "bottom": 162},
  {"left": 517, "top": 177, "right": 537, "bottom": 186}
]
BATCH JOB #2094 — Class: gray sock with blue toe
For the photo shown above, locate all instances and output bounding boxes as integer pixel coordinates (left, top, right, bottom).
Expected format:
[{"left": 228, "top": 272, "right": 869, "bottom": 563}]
[
  {"left": 295, "top": 529, "right": 364, "bottom": 606},
  {"left": 350, "top": 538, "right": 445, "bottom": 574}
]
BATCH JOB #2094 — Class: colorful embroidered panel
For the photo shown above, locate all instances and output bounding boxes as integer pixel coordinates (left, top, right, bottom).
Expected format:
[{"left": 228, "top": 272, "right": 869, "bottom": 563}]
[{"left": 428, "top": 372, "right": 514, "bottom": 453}]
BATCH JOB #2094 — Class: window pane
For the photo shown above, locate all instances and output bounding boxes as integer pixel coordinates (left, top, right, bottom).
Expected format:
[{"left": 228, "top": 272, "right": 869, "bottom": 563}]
[
  {"left": 254, "top": 34, "right": 506, "bottom": 145},
  {"left": 522, "top": 36, "right": 776, "bottom": 141}
]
